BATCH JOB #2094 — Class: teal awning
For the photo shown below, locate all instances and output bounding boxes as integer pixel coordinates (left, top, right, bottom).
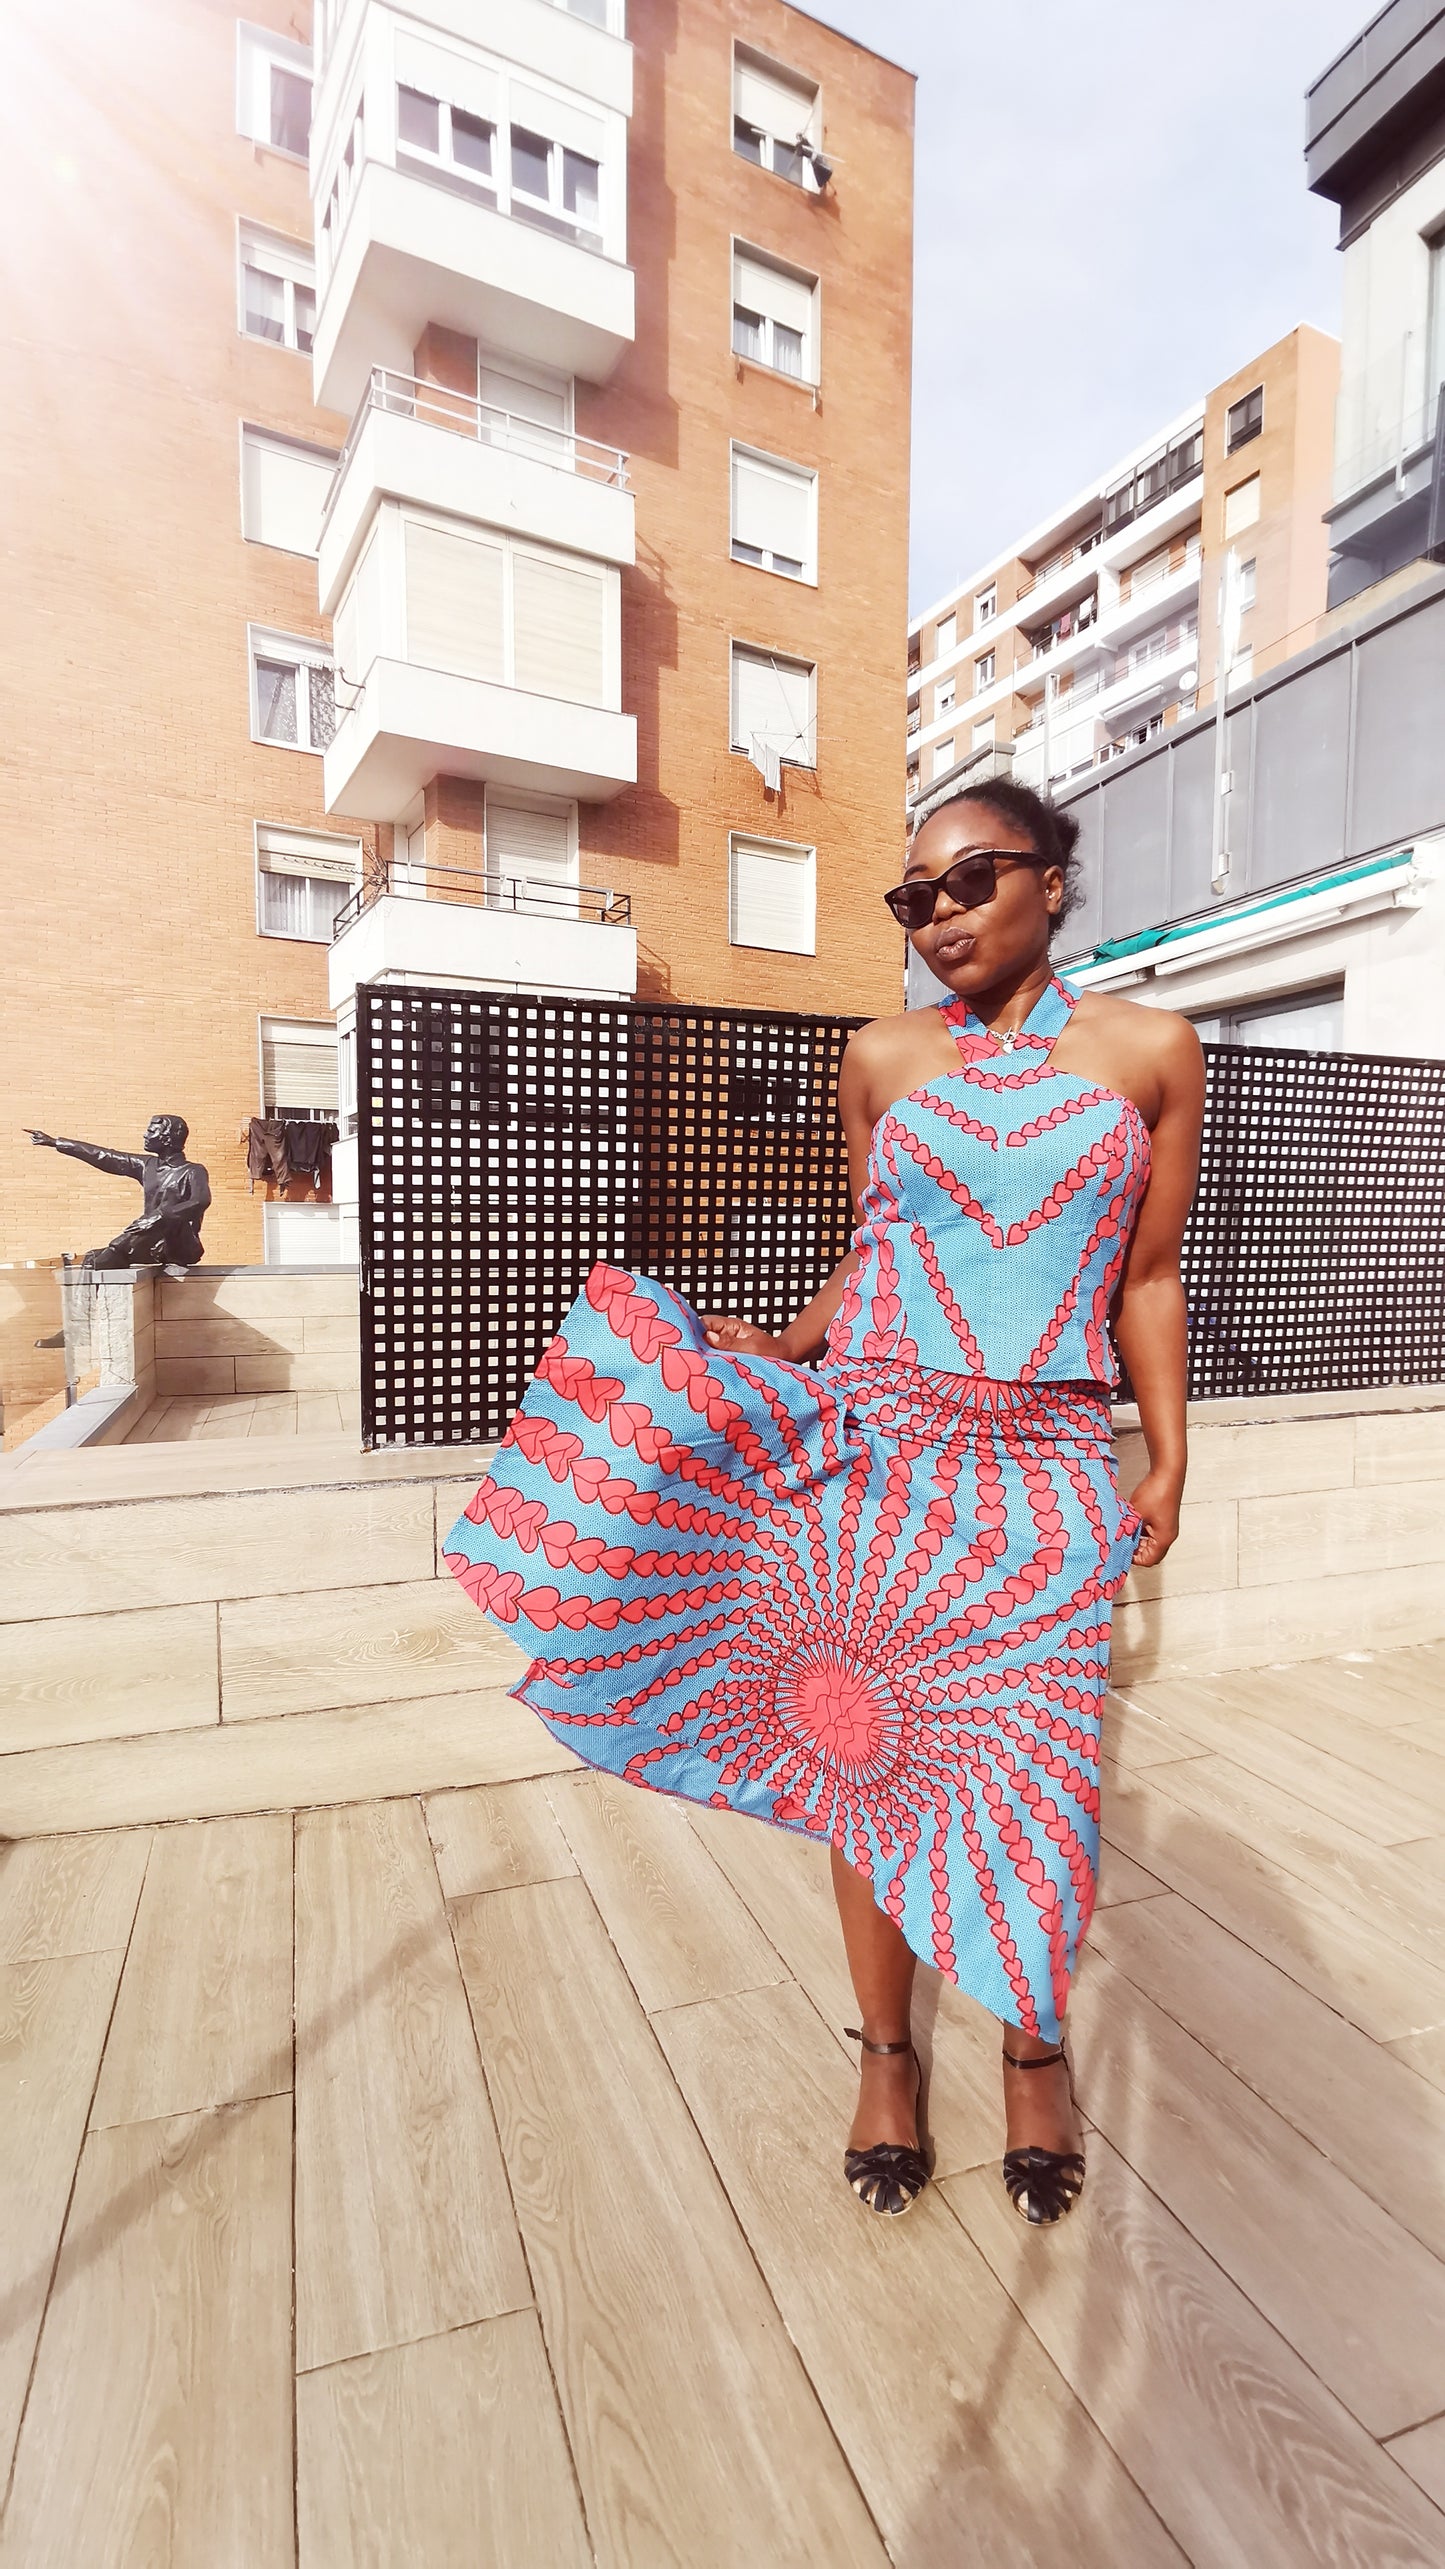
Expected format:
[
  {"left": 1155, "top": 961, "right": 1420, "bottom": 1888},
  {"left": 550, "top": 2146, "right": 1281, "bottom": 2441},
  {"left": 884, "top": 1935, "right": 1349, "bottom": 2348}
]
[{"left": 1084, "top": 849, "right": 1413, "bottom": 966}]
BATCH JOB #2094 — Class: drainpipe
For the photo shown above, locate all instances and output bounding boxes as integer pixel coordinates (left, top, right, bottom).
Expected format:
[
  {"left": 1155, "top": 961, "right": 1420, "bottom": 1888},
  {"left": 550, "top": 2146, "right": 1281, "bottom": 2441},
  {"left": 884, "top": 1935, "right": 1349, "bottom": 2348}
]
[{"left": 1211, "top": 549, "right": 1242, "bottom": 896}]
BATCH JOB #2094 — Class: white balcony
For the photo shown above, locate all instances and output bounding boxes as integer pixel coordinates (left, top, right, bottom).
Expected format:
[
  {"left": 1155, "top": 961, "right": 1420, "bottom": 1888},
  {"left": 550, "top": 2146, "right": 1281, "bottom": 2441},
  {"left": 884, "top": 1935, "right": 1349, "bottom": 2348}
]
[
  {"left": 319, "top": 369, "right": 634, "bottom": 614},
  {"left": 313, "top": 157, "right": 635, "bottom": 415},
  {"left": 324, "top": 656, "right": 636, "bottom": 815},
  {"left": 327, "top": 867, "right": 637, "bottom": 1008},
  {"left": 1095, "top": 545, "right": 1202, "bottom": 657}
]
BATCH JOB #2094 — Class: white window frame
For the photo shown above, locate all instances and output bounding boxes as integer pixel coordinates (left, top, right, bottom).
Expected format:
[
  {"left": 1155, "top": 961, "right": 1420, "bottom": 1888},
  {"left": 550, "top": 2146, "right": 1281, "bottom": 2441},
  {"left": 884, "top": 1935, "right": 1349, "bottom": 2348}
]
[
  {"left": 972, "top": 716, "right": 996, "bottom": 750},
  {"left": 258, "top": 1016, "right": 340, "bottom": 1118},
  {"left": 974, "top": 586, "right": 996, "bottom": 629},
  {"left": 974, "top": 650, "right": 995, "bottom": 690},
  {"left": 728, "top": 831, "right": 817, "bottom": 955},
  {"left": 729, "top": 642, "right": 817, "bottom": 771},
  {"left": 239, "top": 425, "right": 340, "bottom": 557},
  {"left": 238, "top": 222, "right": 316, "bottom": 354},
  {"left": 319, "top": 105, "right": 365, "bottom": 278},
  {"left": 932, "top": 737, "right": 956, "bottom": 778},
  {"left": 236, "top": 21, "right": 313, "bottom": 160},
  {"left": 935, "top": 677, "right": 956, "bottom": 718},
  {"left": 729, "top": 443, "right": 818, "bottom": 583},
  {"left": 255, "top": 825, "right": 362, "bottom": 945},
  {"left": 248, "top": 627, "right": 339, "bottom": 755},
  {"left": 1238, "top": 556, "right": 1257, "bottom": 613},
  {"left": 731, "top": 240, "right": 819, "bottom": 386},
  {"left": 934, "top": 612, "right": 957, "bottom": 658},
  {"left": 1223, "top": 473, "right": 1261, "bottom": 538},
  {"left": 392, "top": 506, "right": 622, "bottom": 710},
  {"left": 483, "top": 788, "right": 580, "bottom": 904},
  {"left": 731, "top": 43, "right": 822, "bottom": 192},
  {"left": 508, "top": 119, "right": 602, "bottom": 242},
  {"left": 396, "top": 83, "right": 500, "bottom": 199}
]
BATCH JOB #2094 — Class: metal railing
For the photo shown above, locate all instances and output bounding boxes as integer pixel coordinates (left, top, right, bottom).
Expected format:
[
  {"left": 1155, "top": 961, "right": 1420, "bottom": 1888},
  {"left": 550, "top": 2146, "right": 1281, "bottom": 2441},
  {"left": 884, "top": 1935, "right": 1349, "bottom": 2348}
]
[
  {"left": 1015, "top": 529, "right": 1104, "bottom": 599},
  {"left": 332, "top": 860, "right": 632, "bottom": 940},
  {"left": 1120, "top": 536, "right": 1201, "bottom": 602},
  {"left": 327, "top": 368, "right": 630, "bottom": 513}
]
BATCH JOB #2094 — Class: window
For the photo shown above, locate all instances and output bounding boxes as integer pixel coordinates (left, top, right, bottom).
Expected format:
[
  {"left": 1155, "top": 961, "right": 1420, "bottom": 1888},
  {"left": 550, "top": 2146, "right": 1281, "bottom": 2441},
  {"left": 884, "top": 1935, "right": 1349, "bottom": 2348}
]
[
  {"left": 240, "top": 428, "right": 338, "bottom": 556},
  {"left": 974, "top": 587, "right": 996, "bottom": 629},
  {"left": 934, "top": 612, "right": 957, "bottom": 657},
  {"left": 732, "top": 245, "right": 818, "bottom": 383},
  {"left": 729, "top": 833, "right": 816, "bottom": 953},
  {"left": 485, "top": 794, "right": 576, "bottom": 902},
  {"left": 731, "top": 446, "right": 816, "bottom": 579},
  {"left": 1224, "top": 474, "right": 1261, "bottom": 538},
  {"left": 932, "top": 737, "right": 955, "bottom": 778},
  {"left": 239, "top": 224, "right": 316, "bottom": 353},
  {"left": 397, "top": 84, "right": 497, "bottom": 195},
  {"left": 1228, "top": 646, "right": 1254, "bottom": 688},
  {"left": 237, "top": 23, "right": 312, "bottom": 158},
  {"left": 1226, "top": 385, "right": 1264, "bottom": 452},
  {"left": 1238, "top": 557, "right": 1257, "bottom": 612},
  {"left": 972, "top": 716, "right": 996, "bottom": 749},
  {"left": 1428, "top": 231, "right": 1445, "bottom": 428},
  {"left": 249, "top": 629, "right": 338, "bottom": 753},
  {"left": 396, "top": 517, "right": 612, "bottom": 706},
  {"left": 732, "top": 46, "right": 821, "bottom": 189},
  {"left": 260, "top": 1018, "right": 339, "bottom": 1116},
  {"left": 731, "top": 644, "right": 816, "bottom": 769},
  {"left": 510, "top": 123, "right": 601, "bottom": 239},
  {"left": 975, "top": 650, "right": 995, "bottom": 690},
  {"left": 1189, "top": 985, "right": 1344, "bottom": 1052},
  {"left": 256, "top": 825, "right": 361, "bottom": 943},
  {"left": 935, "top": 678, "right": 955, "bottom": 718}
]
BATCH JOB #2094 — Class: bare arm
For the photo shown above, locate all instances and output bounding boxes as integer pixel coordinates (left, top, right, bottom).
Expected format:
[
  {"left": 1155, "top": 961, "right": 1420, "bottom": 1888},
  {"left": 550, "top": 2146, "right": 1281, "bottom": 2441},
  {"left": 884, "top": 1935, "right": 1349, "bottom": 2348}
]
[
  {"left": 1110, "top": 1018, "right": 1206, "bottom": 1569},
  {"left": 703, "top": 1031, "right": 875, "bottom": 1361}
]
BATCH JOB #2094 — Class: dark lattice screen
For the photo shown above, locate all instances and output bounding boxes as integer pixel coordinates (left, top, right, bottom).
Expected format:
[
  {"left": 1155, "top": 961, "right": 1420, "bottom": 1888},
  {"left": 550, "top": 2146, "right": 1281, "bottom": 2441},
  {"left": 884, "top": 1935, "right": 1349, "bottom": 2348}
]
[
  {"left": 1181, "top": 1042, "right": 1445, "bottom": 1400},
  {"left": 357, "top": 987, "right": 862, "bottom": 1446},
  {"left": 357, "top": 990, "right": 1445, "bottom": 1444}
]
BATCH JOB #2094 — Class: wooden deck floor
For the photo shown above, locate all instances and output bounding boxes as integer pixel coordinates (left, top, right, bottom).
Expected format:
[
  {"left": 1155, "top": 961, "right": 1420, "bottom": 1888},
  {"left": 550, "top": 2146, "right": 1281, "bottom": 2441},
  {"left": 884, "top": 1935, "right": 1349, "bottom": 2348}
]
[
  {"left": 125, "top": 1392, "right": 363, "bottom": 1443},
  {"left": 2, "top": 1641, "right": 1444, "bottom": 2564}
]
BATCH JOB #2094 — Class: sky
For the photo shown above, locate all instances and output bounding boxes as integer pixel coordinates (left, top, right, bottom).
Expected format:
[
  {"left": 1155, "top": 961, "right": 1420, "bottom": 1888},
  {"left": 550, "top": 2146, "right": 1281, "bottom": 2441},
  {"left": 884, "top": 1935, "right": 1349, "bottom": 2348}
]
[{"left": 803, "top": 0, "right": 1373, "bottom": 615}]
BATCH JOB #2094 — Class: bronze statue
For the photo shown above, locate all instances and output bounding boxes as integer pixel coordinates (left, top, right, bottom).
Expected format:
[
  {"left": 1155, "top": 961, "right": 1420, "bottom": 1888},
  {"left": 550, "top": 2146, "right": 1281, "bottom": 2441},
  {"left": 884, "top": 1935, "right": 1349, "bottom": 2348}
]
[{"left": 27, "top": 1115, "right": 211, "bottom": 1276}]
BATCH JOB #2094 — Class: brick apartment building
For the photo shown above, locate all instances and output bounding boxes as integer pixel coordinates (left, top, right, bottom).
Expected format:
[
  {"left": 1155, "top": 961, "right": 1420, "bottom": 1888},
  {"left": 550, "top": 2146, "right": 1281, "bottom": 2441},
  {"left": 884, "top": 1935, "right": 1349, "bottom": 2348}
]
[
  {"left": 906, "top": 325, "right": 1339, "bottom": 820},
  {"left": 1, "top": 0, "right": 914, "bottom": 1268}
]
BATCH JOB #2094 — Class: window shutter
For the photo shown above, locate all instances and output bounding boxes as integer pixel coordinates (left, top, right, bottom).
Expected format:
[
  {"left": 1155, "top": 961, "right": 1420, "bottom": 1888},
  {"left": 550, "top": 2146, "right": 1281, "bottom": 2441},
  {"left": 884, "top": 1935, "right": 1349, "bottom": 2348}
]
[
  {"left": 729, "top": 838, "right": 815, "bottom": 953},
  {"left": 486, "top": 799, "right": 572, "bottom": 885},
  {"left": 241, "top": 430, "right": 335, "bottom": 555},
  {"left": 732, "top": 648, "right": 813, "bottom": 760},
  {"left": 510, "top": 81, "right": 605, "bottom": 160},
  {"left": 734, "top": 252, "right": 815, "bottom": 339},
  {"left": 732, "top": 452, "right": 812, "bottom": 563},
  {"left": 404, "top": 521, "right": 505, "bottom": 681},
  {"left": 512, "top": 553, "right": 606, "bottom": 702},
  {"left": 734, "top": 55, "right": 818, "bottom": 145},
  {"left": 393, "top": 31, "right": 500, "bottom": 123},
  {"left": 1223, "top": 475, "right": 1261, "bottom": 537},
  {"left": 257, "top": 825, "right": 360, "bottom": 882},
  {"left": 478, "top": 366, "right": 568, "bottom": 431},
  {"left": 262, "top": 1029, "right": 339, "bottom": 1113}
]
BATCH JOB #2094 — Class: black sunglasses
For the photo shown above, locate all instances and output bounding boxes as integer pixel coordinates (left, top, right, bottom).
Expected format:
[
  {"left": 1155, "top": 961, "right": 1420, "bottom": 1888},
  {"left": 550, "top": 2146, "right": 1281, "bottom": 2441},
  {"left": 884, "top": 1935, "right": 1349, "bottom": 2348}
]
[{"left": 883, "top": 849, "right": 1049, "bottom": 930}]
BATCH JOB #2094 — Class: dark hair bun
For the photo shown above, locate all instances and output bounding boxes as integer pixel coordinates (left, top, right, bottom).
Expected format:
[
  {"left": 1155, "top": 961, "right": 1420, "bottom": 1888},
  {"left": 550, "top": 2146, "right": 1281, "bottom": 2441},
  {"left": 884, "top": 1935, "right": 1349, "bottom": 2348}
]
[{"left": 914, "top": 775, "right": 1085, "bottom": 929}]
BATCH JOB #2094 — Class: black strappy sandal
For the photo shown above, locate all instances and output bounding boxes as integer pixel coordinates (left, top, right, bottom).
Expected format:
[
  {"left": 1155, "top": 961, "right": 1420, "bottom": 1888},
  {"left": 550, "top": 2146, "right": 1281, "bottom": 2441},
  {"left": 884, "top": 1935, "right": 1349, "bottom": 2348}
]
[
  {"left": 1001, "top": 2040, "right": 1086, "bottom": 2225},
  {"left": 842, "top": 2026, "right": 930, "bottom": 2218}
]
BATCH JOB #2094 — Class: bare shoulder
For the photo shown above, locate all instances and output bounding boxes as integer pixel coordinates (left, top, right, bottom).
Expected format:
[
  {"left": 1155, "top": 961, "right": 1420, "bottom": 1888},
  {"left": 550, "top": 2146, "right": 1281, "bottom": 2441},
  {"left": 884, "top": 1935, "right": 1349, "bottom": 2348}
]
[
  {"left": 1073, "top": 988, "right": 1202, "bottom": 1068},
  {"left": 841, "top": 1009, "right": 922, "bottom": 1079}
]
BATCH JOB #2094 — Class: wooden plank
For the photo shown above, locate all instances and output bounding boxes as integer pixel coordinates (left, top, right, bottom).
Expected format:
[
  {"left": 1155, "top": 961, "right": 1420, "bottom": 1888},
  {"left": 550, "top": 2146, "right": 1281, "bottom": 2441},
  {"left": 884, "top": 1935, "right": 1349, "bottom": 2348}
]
[
  {"left": 946, "top": 2137, "right": 1445, "bottom": 2569},
  {"left": 296, "top": 2310, "right": 591, "bottom": 2569},
  {"left": 0, "top": 1689, "right": 577, "bottom": 1837},
  {"left": 451, "top": 1875, "right": 886, "bottom": 2567},
  {"left": 1100, "top": 1690, "right": 1209, "bottom": 1768},
  {"left": 1102, "top": 1771, "right": 1445, "bottom": 2042},
  {"left": 248, "top": 1395, "right": 299, "bottom": 1439},
  {"left": 0, "top": 1828, "right": 151, "bottom": 1962},
  {"left": 1095, "top": 1839, "right": 1165, "bottom": 1906},
  {"left": 1092, "top": 1892, "right": 1445, "bottom": 2264},
  {"left": 90, "top": 1816, "right": 293, "bottom": 2129},
  {"left": 0, "top": 1953, "right": 123, "bottom": 2488},
  {"left": 0, "top": 1601, "right": 218, "bottom": 1752},
  {"left": 1385, "top": 2416, "right": 1445, "bottom": 2515},
  {"left": 1388, "top": 2027, "right": 1445, "bottom": 2095},
  {"left": 1110, "top": 1679, "right": 1438, "bottom": 1846},
  {"left": 293, "top": 1798, "right": 529, "bottom": 2373},
  {"left": 0, "top": 2097, "right": 294, "bottom": 2567},
  {"left": 295, "top": 1391, "right": 344, "bottom": 1436},
  {"left": 423, "top": 1780, "right": 578, "bottom": 1902},
  {"left": 657, "top": 1979, "right": 1184, "bottom": 2568},
  {"left": 549, "top": 1773, "right": 785, "bottom": 2013},
  {"left": 193, "top": 1398, "right": 259, "bottom": 1441},
  {"left": 1144, "top": 1754, "right": 1445, "bottom": 1966},
  {"left": 121, "top": 1398, "right": 174, "bottom": 1444},
  {"left": 219, "top": 1576, "right": 527, "bottom": 1721},
  {"left": 688, "top": 1799, "right": 1005, "bottom": 2179},
  {"left": 1068, "top": 1947, "right": 1445, "bottom": 2436}
]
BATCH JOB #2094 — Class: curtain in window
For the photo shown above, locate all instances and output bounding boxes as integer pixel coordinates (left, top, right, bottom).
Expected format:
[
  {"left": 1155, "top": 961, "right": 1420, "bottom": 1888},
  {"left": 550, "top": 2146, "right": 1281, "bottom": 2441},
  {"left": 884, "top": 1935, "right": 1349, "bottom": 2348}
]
[{"left": 256, "top": 659, "right": 298, "bottom": 742}]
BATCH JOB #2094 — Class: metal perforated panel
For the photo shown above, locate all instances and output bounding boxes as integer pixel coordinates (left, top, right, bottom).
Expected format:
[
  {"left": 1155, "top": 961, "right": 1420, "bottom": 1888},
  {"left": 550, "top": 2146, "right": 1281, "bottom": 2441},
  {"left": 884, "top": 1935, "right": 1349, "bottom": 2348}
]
[
  {"left": 357, "top": 990, "right": 1445, "bottom": 1443},
  {"left": 1181, "top": 1043, "right": 1445, "bottom": 1400},
  {"left": 357, "top": 986, "right": 862, "bottom": 1445}
]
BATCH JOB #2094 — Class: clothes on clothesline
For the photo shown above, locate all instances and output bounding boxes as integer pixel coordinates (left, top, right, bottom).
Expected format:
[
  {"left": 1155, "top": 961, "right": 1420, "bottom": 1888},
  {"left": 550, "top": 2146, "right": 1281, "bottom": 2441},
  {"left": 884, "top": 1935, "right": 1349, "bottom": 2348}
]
[{"left": 245, "top": 1119, "right": 339, "bottom": 1193}]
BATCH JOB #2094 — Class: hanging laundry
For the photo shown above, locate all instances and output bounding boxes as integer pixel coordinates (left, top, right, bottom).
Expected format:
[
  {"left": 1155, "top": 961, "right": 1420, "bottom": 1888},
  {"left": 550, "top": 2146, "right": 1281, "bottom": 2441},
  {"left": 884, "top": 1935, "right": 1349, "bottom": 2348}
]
[
  {"left": 246, "top": 1118, "right": 291, "bottom": 1194},
  {"left": 283, "top": 1120, "right": 338, "bottom": 1192}
]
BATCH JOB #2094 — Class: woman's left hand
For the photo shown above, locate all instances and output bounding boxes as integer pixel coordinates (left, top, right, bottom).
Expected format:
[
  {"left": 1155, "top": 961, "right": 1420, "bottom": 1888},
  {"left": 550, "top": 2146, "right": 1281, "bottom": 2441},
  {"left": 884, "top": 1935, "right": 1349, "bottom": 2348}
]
[{"left": 1126, "top": 1471, "right": 1183, "bottom": 1570}]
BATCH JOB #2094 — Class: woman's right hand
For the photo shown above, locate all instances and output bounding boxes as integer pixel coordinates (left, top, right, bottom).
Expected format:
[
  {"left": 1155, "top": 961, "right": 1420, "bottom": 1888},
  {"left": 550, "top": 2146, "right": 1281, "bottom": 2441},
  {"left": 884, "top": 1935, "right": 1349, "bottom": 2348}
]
[{"left": 700, "top": 1314, "right": 793, "bottom": 1361}]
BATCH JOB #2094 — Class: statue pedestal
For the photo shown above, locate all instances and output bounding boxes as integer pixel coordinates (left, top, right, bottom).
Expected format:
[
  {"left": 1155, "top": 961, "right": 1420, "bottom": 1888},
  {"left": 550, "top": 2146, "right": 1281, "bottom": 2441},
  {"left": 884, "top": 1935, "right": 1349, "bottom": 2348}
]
[{"left": 60, "top": 1266, "right": 158, "bottom": 1407}]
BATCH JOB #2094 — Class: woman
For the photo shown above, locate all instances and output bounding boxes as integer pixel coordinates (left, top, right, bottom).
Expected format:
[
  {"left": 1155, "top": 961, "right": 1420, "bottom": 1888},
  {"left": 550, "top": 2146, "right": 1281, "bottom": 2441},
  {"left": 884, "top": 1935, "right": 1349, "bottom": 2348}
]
[{"left": 446, "top": 776, "right": 1203, "bottom": 2224}]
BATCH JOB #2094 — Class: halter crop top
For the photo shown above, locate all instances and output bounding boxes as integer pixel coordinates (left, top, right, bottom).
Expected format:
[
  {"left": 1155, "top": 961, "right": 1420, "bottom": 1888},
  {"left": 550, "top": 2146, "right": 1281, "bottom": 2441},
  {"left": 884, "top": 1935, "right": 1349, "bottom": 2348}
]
[{"left": 824, "top": 974, "right": 1152, "bottom": 1388}]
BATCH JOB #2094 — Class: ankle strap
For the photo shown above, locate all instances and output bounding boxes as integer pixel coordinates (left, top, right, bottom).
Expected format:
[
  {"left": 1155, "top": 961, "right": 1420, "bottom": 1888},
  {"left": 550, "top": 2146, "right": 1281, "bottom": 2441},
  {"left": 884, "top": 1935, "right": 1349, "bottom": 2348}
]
[
  {"left": 1001, "top": 2042, "right": 1067, "bottom": 2071},
  {"left": 845, "top": 2024, "right": 913, "bottom": 2056}
]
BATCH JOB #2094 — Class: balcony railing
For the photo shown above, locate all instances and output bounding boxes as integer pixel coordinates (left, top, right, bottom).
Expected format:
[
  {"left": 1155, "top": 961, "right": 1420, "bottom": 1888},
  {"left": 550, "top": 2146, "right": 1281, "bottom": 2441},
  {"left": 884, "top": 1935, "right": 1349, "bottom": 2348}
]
[
  {"left": 327, "top": 369, "right": 630, "bottom": 515},
  {"left": 333, "top": 860, "right": 633, "bottom": 940},
  {"left": 1015, "top": 530, "right": 1104, "bottom": 599},
  {"left": 1121, "top": 535, "right": 1201, "bottom": 602}
]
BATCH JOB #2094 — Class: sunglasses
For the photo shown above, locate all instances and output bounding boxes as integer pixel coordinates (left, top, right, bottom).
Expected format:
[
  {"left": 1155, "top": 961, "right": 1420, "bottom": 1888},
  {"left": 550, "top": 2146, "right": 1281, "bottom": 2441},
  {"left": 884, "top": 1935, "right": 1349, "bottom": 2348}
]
[{"left": 883, "top": 848, "right": 1049, "bottom": 931}]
